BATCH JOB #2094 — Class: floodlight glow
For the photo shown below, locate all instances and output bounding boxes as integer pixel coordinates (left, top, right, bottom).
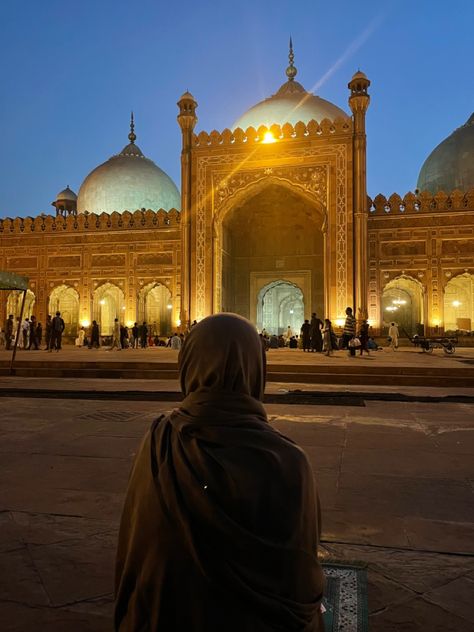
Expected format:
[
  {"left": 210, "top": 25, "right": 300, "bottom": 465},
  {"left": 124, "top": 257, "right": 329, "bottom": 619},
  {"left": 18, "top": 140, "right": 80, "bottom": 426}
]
[
  {"left": 262, "top": 131, "right": 276, "bottom": 144},
  {"left": 99, "top": 299, "right": 106, "bottom": 305},
  {"left": 452, "top": 300, "right": 461, "bottom": 308},
  {"left": 80, "top": 319, "right": 90, "bottom": 328}
]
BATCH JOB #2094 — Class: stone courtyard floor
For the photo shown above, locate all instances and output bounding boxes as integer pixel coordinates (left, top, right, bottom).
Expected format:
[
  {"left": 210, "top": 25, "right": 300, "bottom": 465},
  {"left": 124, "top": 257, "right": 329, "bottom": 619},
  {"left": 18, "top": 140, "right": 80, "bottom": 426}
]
[{"left": 0, "top": 383, "right": 473, "bottom": 631}]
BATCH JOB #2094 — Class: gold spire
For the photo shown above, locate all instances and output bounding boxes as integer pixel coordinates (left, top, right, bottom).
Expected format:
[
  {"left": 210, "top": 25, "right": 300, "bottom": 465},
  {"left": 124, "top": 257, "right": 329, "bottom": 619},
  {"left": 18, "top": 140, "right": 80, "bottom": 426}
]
[
  {"left": 128, "top": 111, "right": 136, "bottom": 143},
  {"left": 286, "top": 36, "right": 297, "bottom": 81}
]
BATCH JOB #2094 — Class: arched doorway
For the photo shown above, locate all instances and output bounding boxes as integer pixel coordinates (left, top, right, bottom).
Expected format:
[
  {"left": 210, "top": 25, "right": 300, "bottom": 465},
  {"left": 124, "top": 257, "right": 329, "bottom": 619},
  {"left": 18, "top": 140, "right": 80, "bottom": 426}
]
[
  {"left": 381, "top": 276, "right": 424, "bottom": 336},
  {"left": 93, "top": 283, "right": 125, "bottom": 336},
  {"left": 444, "top": 273, "right": 474, "bottom": 332},
  {"left": 219, "top": 182, "right": 325, "bottom": 323},
  {"left": 6, "top": 289, "right": 35, "bottom": 319},
  {"left": 257, "top": 280, "right": 304, "bottom": 334},
  {"left": 49, "top": 285, "right": 80, "bottom": 338},
  {"left": 138, "top": 282, "right": 172, "bottom": 335}
]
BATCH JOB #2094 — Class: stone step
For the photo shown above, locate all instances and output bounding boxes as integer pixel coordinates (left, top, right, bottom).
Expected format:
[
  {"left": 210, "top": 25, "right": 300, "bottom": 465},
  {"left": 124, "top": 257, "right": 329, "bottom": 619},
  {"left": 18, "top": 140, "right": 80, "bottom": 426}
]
[{"left": 1, "top": 365, "right": 472, "bottom": 387}]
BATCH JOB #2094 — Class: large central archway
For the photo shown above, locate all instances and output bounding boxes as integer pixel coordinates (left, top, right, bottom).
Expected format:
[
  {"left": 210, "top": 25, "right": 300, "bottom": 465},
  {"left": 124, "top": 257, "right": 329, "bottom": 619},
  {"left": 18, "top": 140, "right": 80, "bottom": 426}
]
[
  {"left": 218, "top": 182, "right": 325, "bottom": 324},
  {"left": 257, "top": 280, "right": 304, "bottom": 334}
]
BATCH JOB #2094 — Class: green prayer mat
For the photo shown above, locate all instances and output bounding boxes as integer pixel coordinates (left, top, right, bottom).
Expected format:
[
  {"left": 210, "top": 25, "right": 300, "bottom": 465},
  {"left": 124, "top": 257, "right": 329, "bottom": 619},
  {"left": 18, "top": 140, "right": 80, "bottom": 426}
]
[{"left": 321, "top": 563, "right": 368, "bottom": 632}]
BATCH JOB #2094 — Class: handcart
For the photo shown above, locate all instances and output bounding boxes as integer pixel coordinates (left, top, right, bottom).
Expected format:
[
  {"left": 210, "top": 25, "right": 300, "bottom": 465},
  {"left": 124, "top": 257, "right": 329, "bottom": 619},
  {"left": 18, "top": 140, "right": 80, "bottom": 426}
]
[{"left": 410, "top": 335, "right": 457, "bottom": 354}]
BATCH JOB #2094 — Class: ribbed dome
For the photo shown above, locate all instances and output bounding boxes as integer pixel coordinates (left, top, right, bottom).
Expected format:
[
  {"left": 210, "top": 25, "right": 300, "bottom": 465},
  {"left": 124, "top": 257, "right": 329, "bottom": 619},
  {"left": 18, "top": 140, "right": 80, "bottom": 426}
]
[
  {"left": 233, "top": 43, "right": 347, "bottom": 130},
  {"left": 77, "top": 122, "right": 180, "bottom": 214},
  {"left": 417, "top": 113, "right": 474, "bottom": 193}
]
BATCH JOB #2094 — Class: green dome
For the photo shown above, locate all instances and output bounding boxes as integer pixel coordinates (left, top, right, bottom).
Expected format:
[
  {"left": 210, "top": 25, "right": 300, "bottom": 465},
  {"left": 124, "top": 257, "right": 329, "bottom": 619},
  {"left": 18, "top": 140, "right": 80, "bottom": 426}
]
[
  {"left": 417, "top": 113, "right": 474, "bottom": 193},
  {"left": 77, "top": 131, "right": 180, "bottom": 214}
]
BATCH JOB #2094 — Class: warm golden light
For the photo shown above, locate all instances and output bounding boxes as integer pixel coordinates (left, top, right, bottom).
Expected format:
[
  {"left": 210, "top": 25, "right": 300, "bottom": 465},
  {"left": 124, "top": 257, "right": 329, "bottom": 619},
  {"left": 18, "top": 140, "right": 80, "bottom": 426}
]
[
  {"left": 80, "top": 319, "right": 90, "bottom": 328},
  {"left": 262, "top": 131, "right": 276, "bottom": 144},
  {"left": 99, "top": 299, "right": 106, "bottom": 305},
  {"left": 432, "top": 318, "right": 441, "bottom": 327},
  {"left": 126, "top": 320, "right": 135, "bottom": 328},
  {"left": 335, "top": 318, "right": 345, "bottom": 327},
  {"left": 452, "top": 300, "right": 461, "bottom": 308},
  {"left": 176, "top": 318, "right": 182, "bottom": 327}
]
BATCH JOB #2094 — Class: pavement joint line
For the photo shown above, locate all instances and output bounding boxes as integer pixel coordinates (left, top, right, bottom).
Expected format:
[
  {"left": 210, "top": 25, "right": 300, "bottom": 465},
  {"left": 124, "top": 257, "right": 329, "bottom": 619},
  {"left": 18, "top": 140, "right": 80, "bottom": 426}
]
[
  {"left": 320, "top": 539, "right": 474, "bottom": 557},
  {"left": 2, "top": 388, "right": 474, "bottom": 405}
]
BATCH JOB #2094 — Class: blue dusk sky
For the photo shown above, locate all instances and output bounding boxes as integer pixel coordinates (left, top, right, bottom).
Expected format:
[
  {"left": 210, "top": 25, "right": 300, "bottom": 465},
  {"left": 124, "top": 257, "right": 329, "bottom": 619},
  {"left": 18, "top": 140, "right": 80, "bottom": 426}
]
[{"left": 0, "top": 0, "right": 473, "bottom": 218}]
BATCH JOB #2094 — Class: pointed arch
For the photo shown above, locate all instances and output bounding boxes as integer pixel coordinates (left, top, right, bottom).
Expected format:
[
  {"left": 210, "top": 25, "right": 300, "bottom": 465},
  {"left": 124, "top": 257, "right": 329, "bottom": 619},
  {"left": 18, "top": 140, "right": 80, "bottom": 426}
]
[
  {"left": 48, "top": 285, "right": 80, "bottom": 337},
  {"left": 92, "top": 282, "right": 125, "bottom": 336}
]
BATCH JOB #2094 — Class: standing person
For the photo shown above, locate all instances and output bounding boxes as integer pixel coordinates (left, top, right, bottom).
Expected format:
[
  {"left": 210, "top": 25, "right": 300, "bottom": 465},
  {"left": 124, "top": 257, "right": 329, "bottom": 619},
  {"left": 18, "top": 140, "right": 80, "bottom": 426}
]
[
  {"left": 120, "top": 324, "right": 129, "bottom": 349},
  {"left": 284, "top": 325, "right": 293, "bottom": 345},
  {"left": 323, "top": 318, "right": 334, "bottom": 356},
  {"left": 5, "top": 314, "right": 14, "bottom": 350},
  {"left": 21, "top": 317, "right": 30, "bottom": 349},
  {"left": 359, "top": 319, "right": 370, "bottom": 356},
  {"left": 115, "top": 314, "right": 325, "bottom": 632},
  {"left": 388, "top": 322, "right": 399, "bottom": 350},
  {"left": 300, "top": 319, "right": 311, "bottom": 352},
  {"left": 340, "top": 307, "right": 356, "bottom": 349},
  {"left": 110, "top": 318, "right": 122, "bottom": 351},
  {"left": 75, "top": 327, "right": 86, "bottom": 347},
  {"left": 13, "top": 317, "right": 20, "bottom": 348},
  {"left": 89, "top": 320, "right": 100, "bottom": 348},
  {"left": 49, "top": 311, "right": 65, "bottom": 352},
  {"left": 28, "top": 316, "right": 39, "bottom": 350},
  {"left": 36, "top": 322, "right": 43, "bottom": 348},
  {"left": 131, "top": 322, "right": 139, "bottom": 348},
  {"left": 44, "top": 315, "right": 52, "bottom": 351},
  {"left": 310, "top": 313, "right": 323, "bottom": 352},
  {"left": 170, "top": 332, "right": 182, "bottom": 350},
  {"left": 140, "top": 322, "right": 148, "bottom": 348}
]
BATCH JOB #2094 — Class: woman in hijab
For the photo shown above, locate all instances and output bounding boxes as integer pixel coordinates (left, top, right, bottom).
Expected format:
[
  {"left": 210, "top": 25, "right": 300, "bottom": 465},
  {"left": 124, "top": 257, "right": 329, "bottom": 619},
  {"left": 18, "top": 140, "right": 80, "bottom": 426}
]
[{"left": 115, "top": 313, "right": 325, "bottom": 632}]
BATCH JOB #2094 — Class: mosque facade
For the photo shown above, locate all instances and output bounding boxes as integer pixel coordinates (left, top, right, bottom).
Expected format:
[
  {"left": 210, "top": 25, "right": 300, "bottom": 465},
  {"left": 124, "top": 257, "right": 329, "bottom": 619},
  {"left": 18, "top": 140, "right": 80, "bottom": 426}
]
[{"left": 1, "top": 48, "right": 473, "bottom": 338}]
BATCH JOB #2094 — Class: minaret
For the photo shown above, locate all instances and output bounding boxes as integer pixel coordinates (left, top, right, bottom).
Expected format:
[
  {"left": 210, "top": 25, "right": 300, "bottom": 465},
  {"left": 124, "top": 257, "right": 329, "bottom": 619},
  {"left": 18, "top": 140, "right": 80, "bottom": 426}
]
[
  {"left": 177, "top": 91, "right": 198, "bottom": 329},
  {"left": 348, "top": 70, "right": 371, "bottom": 319}
]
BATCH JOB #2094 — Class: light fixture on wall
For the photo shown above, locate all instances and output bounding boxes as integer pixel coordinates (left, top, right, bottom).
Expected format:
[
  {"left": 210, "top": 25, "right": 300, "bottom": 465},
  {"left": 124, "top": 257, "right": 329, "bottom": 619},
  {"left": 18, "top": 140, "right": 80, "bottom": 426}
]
[
  {"left": 99, "top": 299, "right": 106, "bottom": 305},
  {"left": 167, "top": 303, "right": 172, "bottom": 310}
]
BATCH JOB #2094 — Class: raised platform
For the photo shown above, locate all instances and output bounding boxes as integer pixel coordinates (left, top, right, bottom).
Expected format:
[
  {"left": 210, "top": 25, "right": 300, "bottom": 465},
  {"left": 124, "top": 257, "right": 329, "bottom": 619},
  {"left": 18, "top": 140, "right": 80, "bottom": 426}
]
[{"left": 2, "top": 346, "right": 474, "bottom": 387}]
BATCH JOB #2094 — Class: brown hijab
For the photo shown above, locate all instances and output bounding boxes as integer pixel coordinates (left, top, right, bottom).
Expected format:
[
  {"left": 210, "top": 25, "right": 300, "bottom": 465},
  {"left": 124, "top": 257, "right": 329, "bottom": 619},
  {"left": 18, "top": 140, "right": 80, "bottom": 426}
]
[{"left": 115, "top": 314, "right": 324, "bottom": 631}]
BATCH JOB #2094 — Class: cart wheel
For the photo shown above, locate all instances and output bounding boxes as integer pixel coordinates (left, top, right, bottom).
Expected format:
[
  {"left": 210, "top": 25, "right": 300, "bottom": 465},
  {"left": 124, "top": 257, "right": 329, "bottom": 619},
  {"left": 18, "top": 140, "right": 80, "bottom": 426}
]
[{"left": 444, "top": 344, "right": 455, "bottom": 354}]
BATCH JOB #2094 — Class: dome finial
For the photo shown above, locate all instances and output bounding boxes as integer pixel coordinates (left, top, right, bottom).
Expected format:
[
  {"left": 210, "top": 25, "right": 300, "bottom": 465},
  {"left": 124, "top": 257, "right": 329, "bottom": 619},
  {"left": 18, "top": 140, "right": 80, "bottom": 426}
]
[
  {"left": 128, "top": 111, "right": 136, "bottom": 143},
  {"left": 286, "top": 36, "right": 297, "bottom": 81}
]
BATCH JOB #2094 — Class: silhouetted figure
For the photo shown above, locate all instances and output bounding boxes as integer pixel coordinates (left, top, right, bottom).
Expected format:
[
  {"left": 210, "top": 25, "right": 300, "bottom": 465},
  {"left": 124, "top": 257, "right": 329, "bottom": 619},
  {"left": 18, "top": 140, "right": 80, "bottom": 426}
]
[
  {"left": 323, "top": 318, "right": 335, "bottom": 356},
  {"left": 49, "top": 312, "right": 65, "bottom": 352},
  {"left": 44, "top": 315, "right": 52, "bottom": 350},
  {"left": 310, "top": 313, "right": 323, "bottom": 352},
  {"left": 5, "top": 314, "right": 14, "bottom": 350},
  {"left": 140, "top": 321, "right": 148, "bottom": 348},
  {"left": 28, "top": 316, "right": 39, "bottom": 349},
  {"left": 89, "top": 320, "right": 100, "bottom": 348},
  {"left": 359, "top": 319, "right": 370, "bottom": 355},
  {"left": 115, "top": 314, "right": 325, "bottom": 632},
  {"left": 340, "top": 307, "right": 356, "bottom": 349},
  {"left": 300, "top": 319, "right": 311, "bottom": 351}
]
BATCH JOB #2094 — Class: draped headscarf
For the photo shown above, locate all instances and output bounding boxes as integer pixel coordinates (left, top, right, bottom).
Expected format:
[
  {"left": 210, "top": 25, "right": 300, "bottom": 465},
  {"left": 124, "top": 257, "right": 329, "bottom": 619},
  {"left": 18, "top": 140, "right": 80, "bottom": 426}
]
[{"left": 115, "top": 313, "right": 324, "bottom": 632}]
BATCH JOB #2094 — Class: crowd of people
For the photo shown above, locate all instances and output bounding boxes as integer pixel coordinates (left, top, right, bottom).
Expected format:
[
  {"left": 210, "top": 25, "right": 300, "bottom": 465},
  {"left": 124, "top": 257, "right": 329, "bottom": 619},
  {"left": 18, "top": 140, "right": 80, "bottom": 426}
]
[
  {"left": 1, "top": 313, "right": 187, "bottom": 352},
  {"left": 260, "top": 307, "right": 396, "bottom": 356},
  {"left": 2, "top": 308, "right": 400, "bottom": 356},
  {"left": 103, "top": 319, "right": 185, "bottom": 351},
  {"left": 2, "top": 311, "right": 65, "bottom": 351}
]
